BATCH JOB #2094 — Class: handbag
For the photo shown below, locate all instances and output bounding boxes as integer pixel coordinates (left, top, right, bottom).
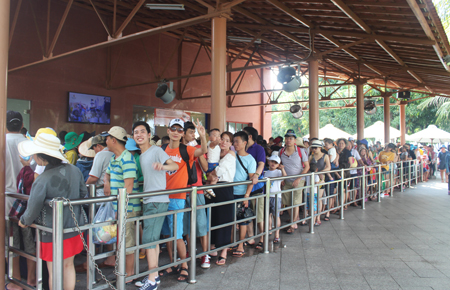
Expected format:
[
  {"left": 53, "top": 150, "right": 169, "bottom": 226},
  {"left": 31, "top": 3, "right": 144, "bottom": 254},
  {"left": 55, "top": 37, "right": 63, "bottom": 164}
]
[
  {"left": 236, "top": 202, "right": 255, "bottom": 220},
  {"left": 349, "top": 157, "right": 358, "bottom": 168},
  {"left": 9, "top": 199, "right": 27, "bottom": 219}
]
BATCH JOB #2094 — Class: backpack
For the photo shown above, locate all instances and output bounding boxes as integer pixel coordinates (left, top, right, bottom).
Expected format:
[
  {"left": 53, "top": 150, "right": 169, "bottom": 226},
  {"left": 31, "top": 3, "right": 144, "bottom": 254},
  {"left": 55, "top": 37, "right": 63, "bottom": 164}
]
[
  {"left": 162, "top": 143, "right": 198, "bottom": 185},
  {"left": 9, "top": 166, "right": 34, "bottom": 218}
]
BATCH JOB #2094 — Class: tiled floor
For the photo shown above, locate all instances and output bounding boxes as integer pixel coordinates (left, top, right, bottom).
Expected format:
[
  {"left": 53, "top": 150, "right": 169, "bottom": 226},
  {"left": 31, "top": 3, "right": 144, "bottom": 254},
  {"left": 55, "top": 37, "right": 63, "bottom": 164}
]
[{"left": 74, "top": 178, "right": 450, "bottom": 290}]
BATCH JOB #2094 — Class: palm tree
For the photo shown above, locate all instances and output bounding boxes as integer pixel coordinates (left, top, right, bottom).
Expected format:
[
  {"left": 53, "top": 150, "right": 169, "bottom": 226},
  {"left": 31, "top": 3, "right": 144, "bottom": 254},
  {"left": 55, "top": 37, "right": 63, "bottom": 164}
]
[{"left": 418, "top": 97, "right": 450, "bottom": 126}]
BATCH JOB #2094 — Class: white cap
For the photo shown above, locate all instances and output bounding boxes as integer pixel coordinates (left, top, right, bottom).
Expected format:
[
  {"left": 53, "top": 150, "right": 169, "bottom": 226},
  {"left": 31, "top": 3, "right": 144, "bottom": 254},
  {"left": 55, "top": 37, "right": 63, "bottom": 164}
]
[
  {"left": 303, "top": 137, "right": 309, "bottom": 142},
  {"left": 169, "top": 118, "right": 184, "bottom": 128},
  {"left": 268, "top": 152, "right": 281, "bottom": 164},
  {"left": 348, "top": 137, "right": 355, "bottom": 141}
]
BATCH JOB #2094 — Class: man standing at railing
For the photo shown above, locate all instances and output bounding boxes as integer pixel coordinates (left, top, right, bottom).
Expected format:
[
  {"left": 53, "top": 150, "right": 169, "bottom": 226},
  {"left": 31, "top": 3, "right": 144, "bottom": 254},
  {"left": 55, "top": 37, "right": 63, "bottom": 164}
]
[
  {"left": 132, "top": 121, "right": 178, "bottom": 290},
  {"left": 102, "top": 126, "right": 141, "bottom": 283},
  {"left": 280, "top": 129, "right": 310, "bottom": 232},
  {"left": 379, "top": 143, "right": 396, "bottom": 196},
  {"left": 159, "top": 118, "right": 207, "bottom": 282}
]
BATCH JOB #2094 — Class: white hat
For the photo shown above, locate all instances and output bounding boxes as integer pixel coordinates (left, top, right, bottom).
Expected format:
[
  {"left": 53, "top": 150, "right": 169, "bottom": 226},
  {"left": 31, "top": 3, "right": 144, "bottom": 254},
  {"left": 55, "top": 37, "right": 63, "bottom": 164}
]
[
  {"left": 78, "top": 137, "right": 96, "bottom": 158},
  {"left": 303, "top": 137, "right": 309, "bottom": 142},
  {"left": 169, "top": 118, "right": 184, "bottom": 128},
  {"left": 268, "top": 152, "right": 281, "bottom": 164},
  {"left": 348, "top": 137, "right": 355, "bottom": 141},
  {"left": 310, "top": 140, "right": 323, "bottom": 148},
  {"left": 18, "top": 133, "right": 69, "bottom": 162}
]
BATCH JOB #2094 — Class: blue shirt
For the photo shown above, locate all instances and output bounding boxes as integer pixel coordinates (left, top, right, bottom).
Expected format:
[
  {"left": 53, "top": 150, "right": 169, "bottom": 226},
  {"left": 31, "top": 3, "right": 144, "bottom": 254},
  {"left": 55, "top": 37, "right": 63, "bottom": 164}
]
[{"left": 233, "top": 154, "right": 256, "bottom": 196}]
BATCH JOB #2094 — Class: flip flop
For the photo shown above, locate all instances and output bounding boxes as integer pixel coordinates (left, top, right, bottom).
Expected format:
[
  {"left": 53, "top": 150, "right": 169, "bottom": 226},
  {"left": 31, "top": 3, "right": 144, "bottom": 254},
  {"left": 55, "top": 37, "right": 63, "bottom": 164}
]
[
  {"left": 244, "top": 241, "right": 255, "bottom": 247},
  {"left": 323, "top": 216, "right": 330, "bottom": 221},
  {"left": 232, "top": 250, "right": 245, "bottom": 257},
  {"left": 255, "top": 242, "right": 263, "bottom": 250},
  {"left": 286, "top": 227, "right": 295, "bottom": 234},
  {"left": 273, "top": 238, "right": 280, "bottom": 244},
  {"left": 216, "top": 256, "right": 227, "bottom": 265}
]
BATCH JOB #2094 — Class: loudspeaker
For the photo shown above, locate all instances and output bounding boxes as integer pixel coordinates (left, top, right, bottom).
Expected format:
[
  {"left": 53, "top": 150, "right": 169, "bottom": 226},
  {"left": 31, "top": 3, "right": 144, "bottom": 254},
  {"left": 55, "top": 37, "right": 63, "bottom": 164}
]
[
  {"left": 398, "top": 91, "right": 411, "bottom": 100},
  {"left": 155, "top": 82, "right": 176, "bottom": 104}
]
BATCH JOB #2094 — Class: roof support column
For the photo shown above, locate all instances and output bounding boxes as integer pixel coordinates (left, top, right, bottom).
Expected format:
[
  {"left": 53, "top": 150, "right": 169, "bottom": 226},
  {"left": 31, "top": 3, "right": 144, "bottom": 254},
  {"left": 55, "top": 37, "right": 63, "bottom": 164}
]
[
  {"left": 400, "top": 103, "right": 406, "bottom": 145},
  {"left": 384, "top": 95, "right": 391, "bottom": 144},
  {"left": 0, "top": 0, "right": 10, "bottom": 286},
  {"left": 355, "top": 80, "right": 365, "bottom": 141},
  {"left": 309, "top": 58, "right": 319, "bottom": 139},
  {"left": 210, "top": 15, "right": 227, "bottom": 132}
]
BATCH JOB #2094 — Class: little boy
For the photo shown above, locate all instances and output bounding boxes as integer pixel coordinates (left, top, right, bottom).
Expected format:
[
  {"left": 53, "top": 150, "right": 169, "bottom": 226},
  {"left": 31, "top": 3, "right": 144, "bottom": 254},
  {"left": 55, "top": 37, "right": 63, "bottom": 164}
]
[
  {"left": 207, "top": 128, "right": 221, "bottom": 172},
  {"left": 263, "top": 152, "right": 287, "bottom": 243}
]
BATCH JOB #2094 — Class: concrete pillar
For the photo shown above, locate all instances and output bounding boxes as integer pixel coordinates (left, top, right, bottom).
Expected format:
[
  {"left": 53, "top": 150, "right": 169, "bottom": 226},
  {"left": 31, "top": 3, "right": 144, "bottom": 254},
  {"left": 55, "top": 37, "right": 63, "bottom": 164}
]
[
  {"left": 356, "top": 81, "right": 365, "bottom": 140},
  {"left": 210, "top": 16, "right": 227, "bottom": 132},
  {"left": 384, "top": 95, "right": 391, "bottom": 144},
  {"left": 309, "top": 59, "right": 319, "bottom": 139},
  {"left": 400, "top": 103, "right": 406, "bottom": 145},
  {"left": 0, "top": 0, "right": 10, "bottom": 286}
]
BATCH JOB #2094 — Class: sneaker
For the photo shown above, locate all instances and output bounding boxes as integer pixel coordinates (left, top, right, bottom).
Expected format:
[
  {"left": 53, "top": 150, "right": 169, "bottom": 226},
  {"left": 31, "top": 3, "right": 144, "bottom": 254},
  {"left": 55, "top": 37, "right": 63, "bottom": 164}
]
[
  {"left": 201, "top": 255, "right": 211, "bottom": 269},
  {"left": 138, "top": 280, "right": 157, "bottom": 290},
  {"left": 136, "top": 276, "right": 160, "bottom": 287}
]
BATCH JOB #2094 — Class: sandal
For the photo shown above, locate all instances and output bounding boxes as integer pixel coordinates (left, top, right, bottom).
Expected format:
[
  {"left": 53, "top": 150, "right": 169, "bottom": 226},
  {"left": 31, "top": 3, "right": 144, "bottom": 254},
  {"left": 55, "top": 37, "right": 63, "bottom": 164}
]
[
  {"left": 299, "top": 222, "right": 308, "bottom": 226},
  {"left": 323, "top": 216, "right": 330, "bottom": 221},
  {"left": 243, "top": 241, "right": 255, "bottom": 247},
  {"left": 159, "top": 266, "right": 178, "bottom": 277},
  {"left": 314, "top": 222, "right": 321, "bottom": 226},
  {"left": 286, "top": 227, "right": 296, "bottom": 234},
  {"left": 177, "top": 267, "right": 189, "bottom": 282},
  {"left": 232, "top": 250, "right": 245, "bottom": 257},
  {"left": 216, "top": 256, "right": 226, "bottom": 265},
  {"left": 273, "top": 237, "right": 280, "bottom": 244},
  {"left": 255, "top": 242, "right": 263, "bottom": 250}
]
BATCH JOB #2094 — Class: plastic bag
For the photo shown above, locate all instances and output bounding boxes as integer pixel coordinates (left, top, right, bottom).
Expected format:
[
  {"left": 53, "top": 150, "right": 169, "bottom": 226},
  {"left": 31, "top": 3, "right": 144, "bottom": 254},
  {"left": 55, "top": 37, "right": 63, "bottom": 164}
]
[{"left": 93, "top": 202, "right": 117, "bottom": 245}]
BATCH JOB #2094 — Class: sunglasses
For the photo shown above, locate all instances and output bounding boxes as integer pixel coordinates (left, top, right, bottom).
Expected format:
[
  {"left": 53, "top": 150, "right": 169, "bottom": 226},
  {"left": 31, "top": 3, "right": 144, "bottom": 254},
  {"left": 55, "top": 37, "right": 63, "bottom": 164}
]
[{"left": 169, "top": 127, "right": 184, "bottom": 133}]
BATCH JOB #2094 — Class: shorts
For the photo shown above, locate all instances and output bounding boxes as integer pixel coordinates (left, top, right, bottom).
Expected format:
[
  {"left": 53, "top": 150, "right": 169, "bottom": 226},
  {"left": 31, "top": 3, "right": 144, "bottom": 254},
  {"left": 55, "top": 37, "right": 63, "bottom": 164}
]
[
  {"left": 125, "top": 210, "right": 141, "bottom": 254},
  {"left": 234, "top": 195, "right": 250, "bottom": 225},
  {"left": 269, "top": 196, "right": 281, "bottom": 217},
  {"left": 250, "top": 188, "right": 264, "bottom": 224},
  {"left": 161, "top": 199, "right": 186, "bottom": 240},
  {"left": 10, "top": 223, "right": 36, "bottom": 258},
  {"left": 183, "top": 194, "right": 208, "bottom": 238},
  {"left": 282, "top": 179, "right": 305, "bottom": 207},
  {"left": 142, "top": 202, "right": 169, "bottom": 249}
]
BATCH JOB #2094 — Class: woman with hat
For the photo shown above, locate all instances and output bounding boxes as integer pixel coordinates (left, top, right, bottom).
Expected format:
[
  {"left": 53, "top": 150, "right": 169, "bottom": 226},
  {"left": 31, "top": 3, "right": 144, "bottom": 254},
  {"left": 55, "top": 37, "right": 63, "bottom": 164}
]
[
  {"left": 308, "top": 140, "right": 331, "bottom": 224},
  {"left": 64, "top": 132, "right": 84, "bottom": 165},
  {"left": 76, "top": 137, "right": 96, "bottom": 182},
  {"left": 18, "top": 133, "right": 87, "bottom": 290}
]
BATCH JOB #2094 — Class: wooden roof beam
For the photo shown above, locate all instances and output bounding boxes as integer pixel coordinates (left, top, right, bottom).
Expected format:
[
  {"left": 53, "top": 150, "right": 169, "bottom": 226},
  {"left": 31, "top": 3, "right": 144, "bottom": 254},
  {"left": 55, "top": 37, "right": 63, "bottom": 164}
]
[
  {"left": 265, "top": 0, "right": 312, "bottom": 28},
  {"left": 329, "top": 0, "right": 372, "bottom": 33}
]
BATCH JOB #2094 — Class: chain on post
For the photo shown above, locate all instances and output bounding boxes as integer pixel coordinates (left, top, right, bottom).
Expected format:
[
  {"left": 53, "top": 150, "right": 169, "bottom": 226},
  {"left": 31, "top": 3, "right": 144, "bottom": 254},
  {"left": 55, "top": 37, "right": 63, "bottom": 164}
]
[{"left": 57, "top": 194, "right": 129, "bottom": 290}]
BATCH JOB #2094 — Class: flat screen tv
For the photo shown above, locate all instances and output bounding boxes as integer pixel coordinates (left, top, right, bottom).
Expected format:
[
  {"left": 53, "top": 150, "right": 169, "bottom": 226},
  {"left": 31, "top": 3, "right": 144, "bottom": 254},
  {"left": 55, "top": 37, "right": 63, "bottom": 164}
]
[{"left": 68, "top": 92, "right": 111, "bottom": 124}]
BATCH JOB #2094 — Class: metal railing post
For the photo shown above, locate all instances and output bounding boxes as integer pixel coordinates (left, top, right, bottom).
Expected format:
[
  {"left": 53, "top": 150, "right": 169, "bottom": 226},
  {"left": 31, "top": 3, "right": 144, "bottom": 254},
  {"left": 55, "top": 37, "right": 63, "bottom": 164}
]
[
  {"left": 264, "top": 178, "right": 270, "bottom": 253},
  {"left": 377, "top": 165, "right": 382, "bottom": 202},
  {"left": 36, "top": 228, "right": 43, "bottom": 290},
  {"left": 116, "top": 188, "right": 128, "bottom": 289},
  {"left": 408, "top": 160, "right": 412, "bottom": 187},
  {"left": 390, "top": 163, "right": 394, "bottom": 197},
  {"left": 310, "top": 173, "right": 315, "bottom": 234},
  {"left": 52, "top": 198, "right": 64, "bottom": 290},
  {"left": 189, "top": 187, "right": 197, "bottom": 284},
  {"left": 87, "top": 184, "right": 96, "bottom": 289},
  {"left": 6, "top": 219, "right": 12, "bottom": 281},
  {"left": 416, "top": 160, "right": 419, "bottom": 184},
  {"left": 340, "top": 169, "right": 344, "bottom": 220},
  {"left": 400, "top": 161, "right": 404, "bottom": 192},
  {"left": 362, "top": 167, "right": 366, "bottom": 209}
]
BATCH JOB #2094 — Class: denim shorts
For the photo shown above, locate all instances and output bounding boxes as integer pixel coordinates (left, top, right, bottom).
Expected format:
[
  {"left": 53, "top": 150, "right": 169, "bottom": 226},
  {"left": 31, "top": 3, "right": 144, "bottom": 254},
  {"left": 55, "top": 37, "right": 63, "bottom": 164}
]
[
  {"left": 183, "top": 194, "right": 208, "bottom": 237},
  {"left": 161, "top": 199, "right": 186, "bottom": 240}
]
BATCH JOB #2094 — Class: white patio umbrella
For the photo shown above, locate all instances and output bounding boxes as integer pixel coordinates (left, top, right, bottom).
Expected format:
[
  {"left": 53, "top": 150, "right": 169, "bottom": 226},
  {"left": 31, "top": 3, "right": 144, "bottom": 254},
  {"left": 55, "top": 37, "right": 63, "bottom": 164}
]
[
  {"left": 407, "top": 125, "right": 450, "bottom": 143},
  {"left": 304, "top": 124, "right": 352, "bottom": 140},
  {"left": 352, "top": 121, "right": 401, "bottom": 141}
]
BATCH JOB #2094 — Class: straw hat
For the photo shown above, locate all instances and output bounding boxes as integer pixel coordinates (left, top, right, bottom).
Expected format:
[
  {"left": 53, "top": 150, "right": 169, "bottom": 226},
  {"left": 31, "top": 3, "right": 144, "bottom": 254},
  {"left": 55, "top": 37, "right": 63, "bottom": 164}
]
[
  {"left": 296, "top": 137, "right": 305, "bottom": 148},
  {"left": 78, "top": 137, "right": 96, "bottom": 158},
  {"left": 18, "top": 133, "right": 68, "bottom": 162}
]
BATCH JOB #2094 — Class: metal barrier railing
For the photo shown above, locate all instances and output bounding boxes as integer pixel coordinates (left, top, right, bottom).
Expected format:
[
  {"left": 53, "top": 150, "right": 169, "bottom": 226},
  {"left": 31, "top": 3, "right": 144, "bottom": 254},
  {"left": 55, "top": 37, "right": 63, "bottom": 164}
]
[{"left": 5, "top": 158, "right": 427, "bottom": 289}]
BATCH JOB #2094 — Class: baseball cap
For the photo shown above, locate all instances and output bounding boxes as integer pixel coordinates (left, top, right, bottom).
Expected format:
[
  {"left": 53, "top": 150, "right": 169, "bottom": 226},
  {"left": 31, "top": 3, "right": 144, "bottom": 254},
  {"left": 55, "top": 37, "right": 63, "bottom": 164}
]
[
  {"left": 100, "top": 126, "right": 128, "bottom": 142},
  {"left": 90, "top": 134, "right": 107, "bottom": 149},
  {"left": 169, "top": 118, "right": 184, "bottom": 128},
  {"left": 274, "top": 137, "right": 282, "bottom": 144},
  {"left": 348, "top": 137, "right": 355, "bottom": 141},
  {"left": 303, "top": 137, "right": 309, "bottom": 142},
  {"left": 284, "top": 129, "right": 297, "bottom": 138},
  {"left": 7, "top": 110, "right": 22, "bottom": 125},
  {"left": 268, "top": 153, "right": 281, "bottom": 164}
]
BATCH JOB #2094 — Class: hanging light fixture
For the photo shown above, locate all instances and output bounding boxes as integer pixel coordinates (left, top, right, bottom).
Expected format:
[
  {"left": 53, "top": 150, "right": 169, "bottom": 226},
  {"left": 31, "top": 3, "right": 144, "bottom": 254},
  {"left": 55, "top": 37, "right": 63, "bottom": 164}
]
[
  {"left": 290, "top": 104, "right": 303, "bottom": 119},
  {"left": 364, "top": 100, "right": 377, "bottom": 115},
  {"left": 155, "top": 80, "right": 176, "bottom": 104},
  {"left": 277, "top": 66, "right": 301, "bottom": 93}
]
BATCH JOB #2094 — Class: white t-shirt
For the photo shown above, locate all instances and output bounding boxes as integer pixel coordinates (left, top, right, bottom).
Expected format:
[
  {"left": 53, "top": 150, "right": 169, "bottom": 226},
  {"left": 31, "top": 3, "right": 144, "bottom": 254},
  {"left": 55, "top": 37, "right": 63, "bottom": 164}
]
[
  {"left": 328, "top": 147, "right": 337, "bottom": 163},
  {"left": 207, "top": 141, "right": 221, "bottom": 163},
  {"left": 264, "top": 169, "right": 283, "bottom": 197},
  {"left": 5, "top": 133, "right": 27, "bottom": 212},
  {"left": 215, "top": 152, "right": 236, "bottom": 182}
]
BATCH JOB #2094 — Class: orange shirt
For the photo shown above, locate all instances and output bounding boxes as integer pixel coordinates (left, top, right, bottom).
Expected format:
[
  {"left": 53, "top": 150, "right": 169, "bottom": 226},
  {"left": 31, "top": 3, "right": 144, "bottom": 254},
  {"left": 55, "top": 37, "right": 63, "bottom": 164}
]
[{"left": 165, "top": 145, "right": 196, "bottom": 199}]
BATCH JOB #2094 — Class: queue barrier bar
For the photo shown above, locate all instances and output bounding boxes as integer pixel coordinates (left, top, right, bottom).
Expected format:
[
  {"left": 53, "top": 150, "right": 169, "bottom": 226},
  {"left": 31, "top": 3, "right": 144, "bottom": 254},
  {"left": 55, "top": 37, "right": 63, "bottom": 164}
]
[{"left": 5, "top": 160, "right": 425, "bottom": 289}]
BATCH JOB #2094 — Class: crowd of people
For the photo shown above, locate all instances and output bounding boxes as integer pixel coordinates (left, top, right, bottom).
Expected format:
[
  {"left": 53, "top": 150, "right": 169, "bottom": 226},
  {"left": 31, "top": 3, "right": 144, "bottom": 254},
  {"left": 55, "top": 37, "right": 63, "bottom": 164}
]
[{"left": 5, "top": 109, "right": 448, "bottom": 290}]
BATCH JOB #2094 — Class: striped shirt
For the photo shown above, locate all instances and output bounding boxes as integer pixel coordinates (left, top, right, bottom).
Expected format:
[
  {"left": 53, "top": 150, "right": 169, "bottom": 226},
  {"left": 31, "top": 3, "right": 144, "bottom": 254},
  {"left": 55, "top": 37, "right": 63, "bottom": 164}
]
[{"left": 106, "top": 150, "right": 141, "bottom": 212}]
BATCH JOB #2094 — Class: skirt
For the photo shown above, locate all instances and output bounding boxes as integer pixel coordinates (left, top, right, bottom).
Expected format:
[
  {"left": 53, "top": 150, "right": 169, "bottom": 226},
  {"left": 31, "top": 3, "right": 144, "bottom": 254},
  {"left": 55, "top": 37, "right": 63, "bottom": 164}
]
[{"left": 41, "top": 234, "right": 84, "bottom": 262}]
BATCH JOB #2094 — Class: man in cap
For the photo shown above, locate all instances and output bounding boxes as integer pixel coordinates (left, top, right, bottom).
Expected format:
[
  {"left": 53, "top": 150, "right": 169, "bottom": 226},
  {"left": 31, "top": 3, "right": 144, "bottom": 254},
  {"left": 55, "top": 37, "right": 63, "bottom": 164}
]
[
  {"left": 280, "top": 129, "right": 310, "bottom": 232},
  {"left": 5, "top": 111, "right": 36, "bottom": 290},
  {"left": 159, "top": 118, "right": 207, "bottom": 282},
  {"left": 102, "top": 126, "right": 141, "bottom": 281}
]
